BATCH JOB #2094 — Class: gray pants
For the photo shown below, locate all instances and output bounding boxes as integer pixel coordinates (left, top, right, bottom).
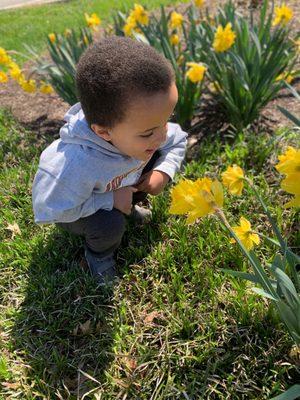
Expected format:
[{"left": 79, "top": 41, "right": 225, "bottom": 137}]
[{"left": 56, "top": 151, "right": 160, "bottom": 256}]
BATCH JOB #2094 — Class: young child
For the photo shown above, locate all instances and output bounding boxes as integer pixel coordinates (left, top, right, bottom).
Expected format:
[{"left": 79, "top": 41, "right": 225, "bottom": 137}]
[{"left": 32, "top": 36, "right": 187, "bottom": 285}]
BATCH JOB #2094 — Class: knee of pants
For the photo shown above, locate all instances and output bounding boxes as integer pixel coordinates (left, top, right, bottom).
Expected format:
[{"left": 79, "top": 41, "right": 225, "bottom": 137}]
[{"left": 86, "top": 209, "right": 126, "bottom": 247}]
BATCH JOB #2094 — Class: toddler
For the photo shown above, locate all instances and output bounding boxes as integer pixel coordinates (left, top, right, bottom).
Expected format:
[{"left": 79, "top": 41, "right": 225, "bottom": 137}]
[{"left": 32, "top": 36, "right": 187, "bottom": 285}]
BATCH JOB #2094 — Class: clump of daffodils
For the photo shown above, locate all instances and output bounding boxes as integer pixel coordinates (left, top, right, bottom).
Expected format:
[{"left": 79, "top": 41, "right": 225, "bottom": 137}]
[
  {"left": 0, "top": 46, "right": 54, "bottom": 95},
  {"left": 123, "top": 4, "right": 149, "bottom": 36},
  {"left": 272, "top": 3, "right": 293, "bottom": 27},
  {"left": 213, "top": 22, "right": 236, "bottom": 53},
  {"left": 275, "top": 146, "right": 300, "bottom": 208}
]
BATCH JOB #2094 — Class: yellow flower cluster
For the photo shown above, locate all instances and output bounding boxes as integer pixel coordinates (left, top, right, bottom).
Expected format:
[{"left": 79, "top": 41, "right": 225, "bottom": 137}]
[
  {"left": 0, "top": 46, "right": 54, "bottom": 95},
  {"left": 222, "top": 165, "right": 244, "bottom": 195},
  {"left": 85, "top": 12, "right": 101, "bottom": 31},
  {"left": 213, "top": 22, "right": 236, "bottom": 53},
  {"left": 123, "top": 4, "right": 149, "bottom": 37},
  {"left": 275, "top": 146, "right": 300, "bottom": 208},
  {"left": 169, "top": 11, "right": 184, "bottom": 30},
  {"left": 230, "top": 217, "right": 260, "bottom": 251},
  {"left": 186, "top": 62, "right": 207, "bottom": 83},
  {"left": 272, "top": 3, "right": 293, "bottom": 27},
  {"left": 169, "top": 177, "right": 223, "bottom": 224},
  {"left": 275, "top": 71, "right": 294, "bottom": 84}
]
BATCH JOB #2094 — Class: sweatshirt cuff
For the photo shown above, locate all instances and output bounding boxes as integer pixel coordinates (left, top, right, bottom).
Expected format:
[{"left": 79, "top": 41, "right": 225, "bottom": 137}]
[{"left": 153, "top": 161, "right": 177, "bottom": 180}]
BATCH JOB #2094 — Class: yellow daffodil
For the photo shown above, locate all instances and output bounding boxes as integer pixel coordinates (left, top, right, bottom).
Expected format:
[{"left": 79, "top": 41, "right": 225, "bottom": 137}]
[
  {"left": 8, "top": 62, "right": 22, "bottom": 81},
  {"left": 169, "top": 11, "right": 184, "bottom": 29},
  {"left": 0, "top": 71, "right": 8, "bottom": 83},
  {"left": 40, "top": 81, "right": 54, "bottom": 94},
  {"left": 222, "top": 165, "right": 245, "bottom": 195},
  {"left": 186, "top": 62, "right": 207, "bottom": 83},
  {"left": 231, "top": 217, "right": 260, "bottom": 251},
  {"left": 275, "top": 71, "right": 294, "bottom": 84},
  {"left": 275, "top": 146, "right": 300, "bottom": 208},
  {"left": 131, "top": 4, "right": 149, "bottom": 26},
  {"left": 272, "top": 3, "right": 293, "bottom": 26},
  {"left": 85, "top": 12, "right": 101, "bottom": 30},
  {"left": 123, "top": 14, "right": 137, "bottom": 36},
  {"left": 169, "top": 177, "right": 223, "bottom": 224},
  {"left": 0, "top": 47, "right": 11, "bottom": 65},
  {"left": 213, "top": 22, "right": 236, "bottom": 53},
  {"left": 19, "top": 77, "right": 36, "bottom": 93},
  {"left": 170, "top": 34, "right": 179, "bottom": 45},
  {"left": 275, "top": 146, "right": 300, "bottom": 176},
  {"left": 48, "top": 33, "right": 56, "bottom": 43},
  {"left": 64, "top": 29, "right": 72, "bottom": 37},
  {"left": 194, "top": 0, "right": 205, "bottom": 7}
]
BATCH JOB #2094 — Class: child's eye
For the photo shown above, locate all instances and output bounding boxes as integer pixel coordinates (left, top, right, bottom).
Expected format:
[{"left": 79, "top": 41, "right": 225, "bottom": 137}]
[{"left": 140, "top": 131, "right": 154, "bottom": 138}]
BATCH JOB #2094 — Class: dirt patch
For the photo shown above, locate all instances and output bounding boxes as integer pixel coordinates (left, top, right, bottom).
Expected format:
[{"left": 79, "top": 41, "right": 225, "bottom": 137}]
[{"left": 0, "top": 0, "right": 299, "bottom": 137}]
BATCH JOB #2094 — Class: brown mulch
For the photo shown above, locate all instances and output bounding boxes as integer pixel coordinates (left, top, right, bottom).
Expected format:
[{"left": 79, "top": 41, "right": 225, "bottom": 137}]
[{"left": 0, "top": 0, "right": 299, "bottom": 137}]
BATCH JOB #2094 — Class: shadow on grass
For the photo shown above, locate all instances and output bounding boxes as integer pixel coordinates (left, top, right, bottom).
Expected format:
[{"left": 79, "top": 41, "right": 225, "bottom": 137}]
[{"left": 10, "top": 215, "right": 163, "bottom": 398}]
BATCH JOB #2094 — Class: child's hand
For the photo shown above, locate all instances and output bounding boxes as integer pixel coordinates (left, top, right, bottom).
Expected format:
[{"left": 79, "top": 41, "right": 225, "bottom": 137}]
[
  {"left": 113, "top": 186, "right": 137, "bottom": 215},
  {"left": 135, "top": 170, "right": 170, "bottom": 195}
]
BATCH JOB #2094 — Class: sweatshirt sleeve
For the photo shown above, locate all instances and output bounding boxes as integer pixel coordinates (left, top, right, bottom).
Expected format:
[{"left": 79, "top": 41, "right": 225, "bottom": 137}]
[
  {"left": 153, "top": 123, "right": 187, "bottom": 180},
  {"left": 32, "top": 167, "right": 114, "bottom": 224}
]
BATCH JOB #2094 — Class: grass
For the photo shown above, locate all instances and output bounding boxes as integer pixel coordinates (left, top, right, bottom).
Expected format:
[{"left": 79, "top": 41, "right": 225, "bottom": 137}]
[
  {"left": 0, "top": 0, "right": 188, "bottom": 65},
  {"left": 0, "top": 108, "right": 299, "bottom": 399}
]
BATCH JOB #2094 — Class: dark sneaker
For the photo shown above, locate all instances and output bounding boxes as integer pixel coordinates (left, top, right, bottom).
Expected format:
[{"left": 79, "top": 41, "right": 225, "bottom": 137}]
[
  {"left": 84, "top": 246, "right": 118, "bottom": 286},
  {"left": 131, "top": 204, "right": 152, "bottom": 224}
]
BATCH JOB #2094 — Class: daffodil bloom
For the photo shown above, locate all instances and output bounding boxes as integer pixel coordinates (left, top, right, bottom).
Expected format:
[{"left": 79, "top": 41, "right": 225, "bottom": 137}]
[
  {"left": 213, "top": 22, "right": 236, "bottom": 53},
  {"left": 0, "top": 71, "right": 8, "bottom": 83},
  {"left": 231, "top": 217, "right": 260, "bottom": 251},
  {"left": 169, "top": 11, "right": 184, "bottom": 29},
  {"left": 123, "top": 14, "right": 137, "bottom": 36},
  {"left": 170, "top": 34, "right": 179, "bottom": 45},
  {"left": 275, "top": 146, "right": 300, "bottom": 176},
  {"left": 0, "top": 47, "right": 11, "bottom": 65},
  {"left": 169, "top": 177, "right": 223, "bottom": 224},
  {"left": 275, "top": 72, "right": 294, "bottom": 84},
  {"left": 272, "top": 3, "right": 293, "bottom": 26},
  {"left": 48, "top": 33, "right": 56, "bottom": 43},
  {"left": 8, "top": 62, "right": 22, "bottom": 81},
  {"left": 222, "top": 165, "right": 245, "bottom": 195},
  {"left": 19, "top": 77, "right": 36, "bottom": 93},
  {"left": 131, "top": 4, "right": 149, "bottom": 26},
  {"left": 186, "top": 62, "right": 207, "bottom": 83},
  {"left": 40, "top": 81, "right": 54, "bottom": 94},
  {"left": 194, "top": 0, "right": 205, "bottom": 7},
  {"left": 85, "top": 12, "right": 101, "bottom": 30}
]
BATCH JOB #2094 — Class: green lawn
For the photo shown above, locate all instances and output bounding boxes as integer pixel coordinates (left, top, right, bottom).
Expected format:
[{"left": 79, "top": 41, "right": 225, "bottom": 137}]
[
  {"left": 0, "top": 108, "right": 299, "bottom": 399},
  {"left": 0, "top": 0, "right": 187, "bottom": 65}
]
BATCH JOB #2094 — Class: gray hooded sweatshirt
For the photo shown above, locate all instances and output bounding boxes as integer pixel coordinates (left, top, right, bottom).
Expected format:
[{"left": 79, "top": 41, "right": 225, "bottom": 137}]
[{"left": 32, "top": 103, "right": 187, "bottom": 224}]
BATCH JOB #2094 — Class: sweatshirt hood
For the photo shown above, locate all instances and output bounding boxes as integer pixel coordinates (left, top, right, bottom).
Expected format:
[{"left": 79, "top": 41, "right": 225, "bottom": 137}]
[{"left": 59, "top": 102, "right": 124, "bottom": 157}]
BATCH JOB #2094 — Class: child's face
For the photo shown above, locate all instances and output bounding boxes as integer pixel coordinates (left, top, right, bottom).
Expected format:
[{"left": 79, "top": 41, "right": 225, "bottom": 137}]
[{"left": 92, "top": 82, "right": 178, "bottom": 161}]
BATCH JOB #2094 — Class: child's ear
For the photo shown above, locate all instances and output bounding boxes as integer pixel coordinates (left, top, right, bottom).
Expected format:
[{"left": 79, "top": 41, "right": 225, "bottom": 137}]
[{"left": 91, "top": 124, "right": 112, "bottom": 141}]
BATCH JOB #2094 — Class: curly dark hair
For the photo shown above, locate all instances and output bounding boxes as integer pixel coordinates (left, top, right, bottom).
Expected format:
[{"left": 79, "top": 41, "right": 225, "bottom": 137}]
[{"left": 75, "top": 36, "right": 175, "bottom": 128}]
